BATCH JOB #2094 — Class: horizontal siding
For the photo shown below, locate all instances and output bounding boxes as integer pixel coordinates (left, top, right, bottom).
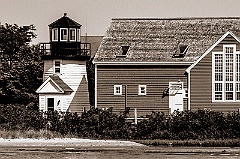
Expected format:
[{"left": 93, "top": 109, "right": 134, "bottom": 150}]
[
  {"left": 190, "top": 35, "right": 240, "bottom": 112},
  {"left": 42, "top": 59, "right": 89, "bottom": 112},
  {"left": 97, "top": 65, "right": 188, "bottom": 116}
]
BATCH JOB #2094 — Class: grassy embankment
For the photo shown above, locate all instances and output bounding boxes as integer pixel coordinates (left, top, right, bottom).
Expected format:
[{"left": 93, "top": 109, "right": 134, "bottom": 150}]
[
  {"left": 135, "top": 139, "right": 240, "bottom": 147},
  {"left": 1, "top": 130, "right": 240, "bottom": 147},
  {"left": 0, "top": 129, "right": 76, "bottom": 139}
]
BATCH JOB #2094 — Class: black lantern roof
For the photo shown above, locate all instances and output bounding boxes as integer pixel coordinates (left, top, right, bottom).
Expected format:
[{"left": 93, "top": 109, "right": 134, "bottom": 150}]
[{"left": 49, "top": 13, "right": 82, "bottom": 28}]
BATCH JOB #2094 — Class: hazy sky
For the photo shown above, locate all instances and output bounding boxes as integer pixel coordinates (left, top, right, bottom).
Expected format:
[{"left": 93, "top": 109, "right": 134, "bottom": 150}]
[{"left": 1, "top": 0, "right": 240, "bottom": 43}]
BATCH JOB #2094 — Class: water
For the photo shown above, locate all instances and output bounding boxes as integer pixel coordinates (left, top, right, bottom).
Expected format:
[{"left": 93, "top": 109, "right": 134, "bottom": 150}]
[{"left": 1, "top": 147, "right": 240, "bottom": 159}]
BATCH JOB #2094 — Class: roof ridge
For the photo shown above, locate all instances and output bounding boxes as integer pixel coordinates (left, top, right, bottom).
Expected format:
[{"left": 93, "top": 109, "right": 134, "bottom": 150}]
[{"left": 112, "top": 17, "right": 240, "bottom": 21}]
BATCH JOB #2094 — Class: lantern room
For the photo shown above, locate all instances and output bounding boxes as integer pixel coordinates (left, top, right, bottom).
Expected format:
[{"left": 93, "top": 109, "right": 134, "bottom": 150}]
[{"left": 40, "top": 13, "right": 91, "bottom": 61}]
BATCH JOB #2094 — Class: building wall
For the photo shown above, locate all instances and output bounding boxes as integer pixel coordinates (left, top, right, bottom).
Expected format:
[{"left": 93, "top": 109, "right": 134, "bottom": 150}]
[
  {"left": 96, "top": 65, "right": 189, "bottom": 116},
  {"left": 190, "top": 35, "right": 240, "bottom": 112},
  {"left": 42, "top": 59, "right": 89, "bottom": 113}
]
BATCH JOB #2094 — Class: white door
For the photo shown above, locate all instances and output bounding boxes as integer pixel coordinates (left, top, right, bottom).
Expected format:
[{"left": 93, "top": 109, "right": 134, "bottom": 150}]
[{"left": 169, "top": 82, "right": 184, "bottom": 114}]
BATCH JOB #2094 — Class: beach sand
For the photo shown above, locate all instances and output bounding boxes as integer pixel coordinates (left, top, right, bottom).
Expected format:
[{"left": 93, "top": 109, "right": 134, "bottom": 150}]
[{"left": 0, "top": 138, "right": 144, "bottom": 148}]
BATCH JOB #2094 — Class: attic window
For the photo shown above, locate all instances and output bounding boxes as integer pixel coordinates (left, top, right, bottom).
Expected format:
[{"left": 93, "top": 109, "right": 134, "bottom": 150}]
[
  {"left": 121, "top": 46, "right": 130, "bottom": 55},
  {"left": 116, "top": 46, "right": 130, "bottom": 58},
  {"left": 172, "top": 44, "right": 188, "bottom": 58}
]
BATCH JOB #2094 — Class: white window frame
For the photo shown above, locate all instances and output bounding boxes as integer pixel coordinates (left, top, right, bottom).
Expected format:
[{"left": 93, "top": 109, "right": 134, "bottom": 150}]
[
  {"left": 52, "top": 28, "right": 58, "bottom": 41},
  {"left": 54, "top": 60, "right": 61, "bottom": 74},
  {"left": 114, "top": 85, "right": 122, "bottom": 95},
  {"left": 138, "top": 85, "right": 147, "bottom": 95},
  {"left": 60, "top": 28, "right": 68, "bottom": 41},
  {"left": 212, "top": 44, "right": 240, "bottom": 102},
  {"left": 69, "top": 28, "right": 76, "bottom": 41}
]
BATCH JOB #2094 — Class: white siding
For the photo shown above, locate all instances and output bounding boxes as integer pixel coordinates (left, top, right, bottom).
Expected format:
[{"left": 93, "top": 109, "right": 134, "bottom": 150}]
[{"left": 41, "top": 59, "right": 88, "bottom": 112}]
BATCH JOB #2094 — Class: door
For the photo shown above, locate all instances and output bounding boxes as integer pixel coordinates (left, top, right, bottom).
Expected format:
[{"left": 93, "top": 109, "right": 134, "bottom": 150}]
[
  {"left": 169, "top": 82, "right": 184, "bottom": 114},
  {"left": 47, "top": 98, "right": 54, "bottom": 111}
]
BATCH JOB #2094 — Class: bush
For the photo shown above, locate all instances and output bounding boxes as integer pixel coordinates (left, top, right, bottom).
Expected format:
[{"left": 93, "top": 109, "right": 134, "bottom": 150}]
[{"left": 1, "top": 104, "right": 240, "bottom": 141}]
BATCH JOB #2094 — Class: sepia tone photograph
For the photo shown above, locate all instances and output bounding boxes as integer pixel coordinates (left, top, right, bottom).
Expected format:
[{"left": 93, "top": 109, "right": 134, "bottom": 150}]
[{"left": 0, "top": 0, "right": 240, "bottom": 158}]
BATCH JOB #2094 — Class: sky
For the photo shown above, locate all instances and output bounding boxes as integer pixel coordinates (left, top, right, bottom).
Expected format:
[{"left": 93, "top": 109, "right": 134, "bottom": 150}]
[{"left": 1, "top": 0, "right": 240, "bottom": 44}]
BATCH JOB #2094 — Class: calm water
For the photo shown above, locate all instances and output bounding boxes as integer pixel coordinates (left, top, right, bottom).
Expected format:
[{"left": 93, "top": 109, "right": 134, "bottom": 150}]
[{"left": 1, "top": 147, "right": 240, "bottom": 159}]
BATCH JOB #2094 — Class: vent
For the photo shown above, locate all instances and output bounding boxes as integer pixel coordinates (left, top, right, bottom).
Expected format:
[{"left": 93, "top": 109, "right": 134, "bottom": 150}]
[
  {"left": 116, "top": 45, "right": 130, "bottom": 58},
  {"left": 121, "top": 46, "right": 130, "bottom": 55},
  {"left": 172, "top": 44, "right": 188, "bottom": 58}
]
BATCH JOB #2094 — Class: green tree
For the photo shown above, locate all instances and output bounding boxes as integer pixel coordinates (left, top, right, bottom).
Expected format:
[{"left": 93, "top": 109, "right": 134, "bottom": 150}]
[{"left": 0, "top": 23, "right": 43, "bottom": 108}]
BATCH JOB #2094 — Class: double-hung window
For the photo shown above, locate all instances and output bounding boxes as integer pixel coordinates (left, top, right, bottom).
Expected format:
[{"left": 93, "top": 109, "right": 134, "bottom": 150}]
[
  {"left": 52, "top": 28, "right": 58, "bottom": 41},
  {"left": 213, "top": 44, "right": 240, "bottom": 101},
  {"left": 60, "top": 28, "right": 68, "bottom": 41},
  {"left": 54, "top": 61, "right": 61, "bottom": 74},
  {"left": 138, "top": 85, "right": 147, "bottom": 95},
  {"left": 69, "top": 28, "right": 76, "bottom": 41},
  {"left": 114, "top": 85, "right": 122, "bottom": 95}
]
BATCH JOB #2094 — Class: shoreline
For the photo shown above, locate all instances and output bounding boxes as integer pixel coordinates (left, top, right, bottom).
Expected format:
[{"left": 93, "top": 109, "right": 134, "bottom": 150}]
[
  {"left": 0, "top": 138, "right": 239, "bottom": 155},
  {"left": 0, "top": 138, "right": 144, "bottom": 148}
]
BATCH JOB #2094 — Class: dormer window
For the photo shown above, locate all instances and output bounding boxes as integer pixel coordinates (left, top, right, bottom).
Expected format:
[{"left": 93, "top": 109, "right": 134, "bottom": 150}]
[
  {"left": 60, "top": 28, "right": 68, "bottom": 41},
  {"left": 116, "top": 46, "right": 130, "bottom": 58},
  {"left": 122, "top": 46, "right": 130, "bottom": 55},
  {"left": 69, "top": 28, "right": 76, "bottom": 41},
  {"left": 172, "top": 44, "right": 188, "bottom": 58},
  {"left": 52, "top": 28, "right": 58, "bottom": 41}
]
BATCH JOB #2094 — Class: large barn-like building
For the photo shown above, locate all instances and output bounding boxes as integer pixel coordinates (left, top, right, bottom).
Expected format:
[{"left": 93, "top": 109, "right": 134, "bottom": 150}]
[{"left": 93, "top": 17, "right": 240, "bottom": 116}]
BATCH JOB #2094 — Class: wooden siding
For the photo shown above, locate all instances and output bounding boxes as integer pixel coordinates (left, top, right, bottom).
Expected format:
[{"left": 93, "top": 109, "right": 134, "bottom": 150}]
[
  {"left": 96, "top": 65, "right": 189, "bottom": 116},
  {"left": 68, "top": 75, "right": 90, "bottom": 113},
  {"left": 42, "top": 59, "right": 89, "bottom": 112},
  {"left": 190, "top": 35, "right": 240, "bottom": 112}
]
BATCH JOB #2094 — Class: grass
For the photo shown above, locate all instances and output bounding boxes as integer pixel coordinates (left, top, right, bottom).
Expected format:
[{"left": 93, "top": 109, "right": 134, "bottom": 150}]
[
  {"left": 0, "top": 129, "right": 77, "bottom": 139},
  {"left": 134, "top": 139, "right": 240, "bottom": 147}
]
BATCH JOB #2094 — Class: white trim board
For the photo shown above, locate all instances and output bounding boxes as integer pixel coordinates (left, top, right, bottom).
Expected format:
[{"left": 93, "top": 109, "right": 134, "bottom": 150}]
[
  {"left": 36, "top": 77, "right": 64, "bottom": 94},
  {"left": 93, "top": 61, "right": 193, "bottom": 65}
]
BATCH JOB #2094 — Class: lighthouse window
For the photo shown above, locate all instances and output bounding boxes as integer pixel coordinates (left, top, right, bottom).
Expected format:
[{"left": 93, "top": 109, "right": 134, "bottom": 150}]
[
  {"left": 77, "top": 29, "right": 80, "bottom": 42},
  {"left": 54, "top": 61, "right": 61, "bottom": 74},
  {"left": 60, "top": 28, "right": 68, "bottom": 41},
  {"left": 52, "top": 28, "right": 58, "bottom": 41},
  {"left": 69, "top": 29, "right": 76, "bottom": 41}
]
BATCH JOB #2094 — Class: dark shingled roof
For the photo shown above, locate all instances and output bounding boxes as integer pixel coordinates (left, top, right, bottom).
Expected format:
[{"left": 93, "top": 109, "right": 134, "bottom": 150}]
[
  {"left": 94, "top": 17, "right": 240, "bottom": 62},
  {"left": 49, "top": 75, "right": 73, "bottom": 92},
  {"left": 49, "top": 13, "right": 81, "bottom": 28}
]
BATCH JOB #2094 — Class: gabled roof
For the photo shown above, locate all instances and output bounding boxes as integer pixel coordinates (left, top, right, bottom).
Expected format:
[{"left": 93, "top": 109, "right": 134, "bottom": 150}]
[
  {"left": 94, "top": 17, "right": 240, "bottom": 63},
  {"left": 186, "top": 31, "right": 240, "bottom": 73},
  {"left": 36, "top": 75, "right": 73, "bottom": 94},
  {"left": 49, "top": 13, "right": 81, "bottom": 28}
]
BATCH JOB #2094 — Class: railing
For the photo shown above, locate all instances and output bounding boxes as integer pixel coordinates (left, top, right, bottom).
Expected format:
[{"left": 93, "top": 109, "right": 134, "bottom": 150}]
[{"left": 39, "top": 42, "right": 91, "bottom": 57}]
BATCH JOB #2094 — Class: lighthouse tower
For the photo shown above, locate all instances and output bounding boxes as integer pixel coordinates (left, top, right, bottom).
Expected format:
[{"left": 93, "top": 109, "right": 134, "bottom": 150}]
[{"left": 36, "top": 13, "right": 90, "bottom": 113}]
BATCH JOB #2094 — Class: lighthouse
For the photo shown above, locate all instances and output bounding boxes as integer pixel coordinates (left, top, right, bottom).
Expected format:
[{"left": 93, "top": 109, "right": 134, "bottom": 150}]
[{"left": 36, "top": 13, "right": 90, "bottom": 113}]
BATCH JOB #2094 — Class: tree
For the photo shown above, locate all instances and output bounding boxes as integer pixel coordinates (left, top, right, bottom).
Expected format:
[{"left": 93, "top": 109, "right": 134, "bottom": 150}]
[{"left": 0, "top": 23, "right": 43, "bottom": 108}]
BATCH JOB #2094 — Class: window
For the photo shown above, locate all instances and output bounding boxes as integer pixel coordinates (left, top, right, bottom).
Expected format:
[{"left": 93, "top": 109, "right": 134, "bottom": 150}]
[
  {"left": 47, "top": 98, "right": 54, "bottom": 111},
  {"left": 213, "top": 44, "right": 240, "bottom": 101},
  {"left": 77, "top": 29, "right": 80, "bottom": 42},
  {"left": 114, "top": 85, "right": 122, "bottom": 95},
  {"left": 54, "top": 61, "right": 61, "bottom": 74},
  {"left": 60, "top": 28, "right": 68, "bottom": 41},
  {"left": 52, "top": 28, "right": 58, "bottom": 41},
  {"left": 138, "top": 85, "right": 147, "bottom": 95},
  {"left": 69, "top": 28, "right": 76, "bottom": 41}
]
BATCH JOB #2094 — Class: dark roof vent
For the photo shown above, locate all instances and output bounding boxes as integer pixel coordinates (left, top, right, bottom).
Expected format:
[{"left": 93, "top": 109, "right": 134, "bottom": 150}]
[
  {"left": 116, "top": 46, "right": 130, "bottom": 58},
  {"left": 172, "top": 44, "right": 188, "bottom": 58},
  {"left": 121, "top": 46, "right": 130, "bottom": 55},
  {"left": 64, "top": 13, "right": 67, "bottom": 17}
]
